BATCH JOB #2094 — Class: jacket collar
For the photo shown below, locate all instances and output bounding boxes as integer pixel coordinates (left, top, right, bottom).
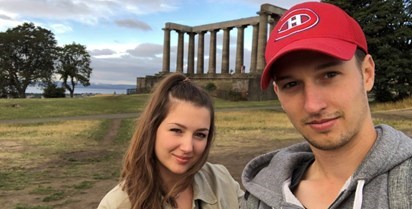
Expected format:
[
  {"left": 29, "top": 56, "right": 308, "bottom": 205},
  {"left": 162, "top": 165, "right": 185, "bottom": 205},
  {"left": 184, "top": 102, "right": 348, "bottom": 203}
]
[{"left": 193, "top": 171, "right": 218, "bottom": 205}]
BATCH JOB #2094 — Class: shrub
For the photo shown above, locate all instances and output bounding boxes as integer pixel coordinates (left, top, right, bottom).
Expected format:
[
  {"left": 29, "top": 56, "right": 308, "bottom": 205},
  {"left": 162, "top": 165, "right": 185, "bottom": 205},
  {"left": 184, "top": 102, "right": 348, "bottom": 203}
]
[
  {"left": 204, "top": 82, "right": 217, "bottom": 93},
  {"left": 43, "top": 83, "right": 65, "bottom": 98}
]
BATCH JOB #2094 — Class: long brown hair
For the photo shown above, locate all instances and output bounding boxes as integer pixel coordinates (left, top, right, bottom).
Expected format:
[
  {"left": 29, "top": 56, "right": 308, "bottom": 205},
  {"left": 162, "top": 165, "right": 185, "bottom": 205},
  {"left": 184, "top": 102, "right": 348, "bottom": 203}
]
[{"left": 120, "top": 73, "right": 215, "bottom": 209}]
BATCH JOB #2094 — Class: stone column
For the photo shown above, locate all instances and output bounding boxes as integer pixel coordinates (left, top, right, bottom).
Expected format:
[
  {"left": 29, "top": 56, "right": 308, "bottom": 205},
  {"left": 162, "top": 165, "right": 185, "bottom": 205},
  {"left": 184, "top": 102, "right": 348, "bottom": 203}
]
[
  {"left": 162, "top": 28, "right": 171, "bottom": 73},
  {"left": 250, "top": 24, "right": 259, "bottom": 73},
  {"left": 256, "top": 11, "right": 269, "bottom": 72},
  {"left": 187, "top": 32, "right": 196, "bottom": 75},
  {"left": 196, "top": 31, "right": 205, "bottom": 74},
  {"left": 208, "top": 29, "right": 219, "bottom": 75},
  {"left": 235, "top": 25, "right": 246, "bottom": 74},
  {"left": 221, "top": 28, "right": 231, "bottom": 74},
  {"left": 269, "top": 14, "right": 280, "bottom": 34},
  {"left": 269, "top": 18, "right": 275, "bottom": 34},
  {"left": 176, "top": 30, "right": 184, "bottom": 73}
]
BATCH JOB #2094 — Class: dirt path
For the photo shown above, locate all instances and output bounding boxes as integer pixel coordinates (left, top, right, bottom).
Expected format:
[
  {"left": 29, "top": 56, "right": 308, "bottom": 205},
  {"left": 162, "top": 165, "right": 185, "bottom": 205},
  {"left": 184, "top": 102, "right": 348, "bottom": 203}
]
[{"left": 101, "top": 119, "right": 122, "bottom": 145}]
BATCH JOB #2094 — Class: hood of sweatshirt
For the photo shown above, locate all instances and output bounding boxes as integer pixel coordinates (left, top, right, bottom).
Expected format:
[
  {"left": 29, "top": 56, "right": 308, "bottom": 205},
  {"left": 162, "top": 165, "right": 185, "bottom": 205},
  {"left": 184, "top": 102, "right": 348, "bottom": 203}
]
[{"left": 241, "top": 124, "right": 412, "bottom": 208}]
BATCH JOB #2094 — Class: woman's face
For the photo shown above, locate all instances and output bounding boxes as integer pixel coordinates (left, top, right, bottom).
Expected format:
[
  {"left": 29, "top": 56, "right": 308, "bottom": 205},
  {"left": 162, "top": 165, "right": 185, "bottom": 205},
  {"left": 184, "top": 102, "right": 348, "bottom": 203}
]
[{"left": 155, "top": 99, "right": 210, "bottom": 182}]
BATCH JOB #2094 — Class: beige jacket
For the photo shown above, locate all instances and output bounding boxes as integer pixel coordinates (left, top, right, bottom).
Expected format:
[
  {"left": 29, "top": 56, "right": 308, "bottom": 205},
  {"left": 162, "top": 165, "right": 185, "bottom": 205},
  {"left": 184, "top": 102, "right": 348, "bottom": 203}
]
[{"left": 97, "top": 162, "right": 244, "bottom": 209}]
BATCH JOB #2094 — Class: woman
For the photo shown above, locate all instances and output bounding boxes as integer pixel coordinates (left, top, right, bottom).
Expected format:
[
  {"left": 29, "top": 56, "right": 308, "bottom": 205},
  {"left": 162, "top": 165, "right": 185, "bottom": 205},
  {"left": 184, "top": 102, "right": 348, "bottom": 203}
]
[{"left": 98, "top": 73, "right": 243, "bottom": 209}]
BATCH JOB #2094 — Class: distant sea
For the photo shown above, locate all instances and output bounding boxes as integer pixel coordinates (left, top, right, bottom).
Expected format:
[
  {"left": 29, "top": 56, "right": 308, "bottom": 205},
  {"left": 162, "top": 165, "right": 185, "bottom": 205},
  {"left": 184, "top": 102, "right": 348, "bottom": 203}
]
[{"left": 26, "top": 84, "right": 136, "bottom": 95}]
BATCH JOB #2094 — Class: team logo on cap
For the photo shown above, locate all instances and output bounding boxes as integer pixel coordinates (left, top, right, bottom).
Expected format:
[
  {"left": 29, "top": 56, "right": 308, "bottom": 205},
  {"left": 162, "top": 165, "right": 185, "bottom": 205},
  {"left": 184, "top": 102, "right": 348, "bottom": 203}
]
[{"left": 275, "top": 8, "right": 319, "bottom": 41}]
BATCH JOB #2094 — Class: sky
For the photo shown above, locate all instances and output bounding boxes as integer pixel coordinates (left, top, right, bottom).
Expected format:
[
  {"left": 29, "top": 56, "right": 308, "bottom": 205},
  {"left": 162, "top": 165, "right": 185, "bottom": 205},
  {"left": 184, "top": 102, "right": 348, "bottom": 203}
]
[{"left": 0, "top": 0, "right": 315, "bottom": 86}]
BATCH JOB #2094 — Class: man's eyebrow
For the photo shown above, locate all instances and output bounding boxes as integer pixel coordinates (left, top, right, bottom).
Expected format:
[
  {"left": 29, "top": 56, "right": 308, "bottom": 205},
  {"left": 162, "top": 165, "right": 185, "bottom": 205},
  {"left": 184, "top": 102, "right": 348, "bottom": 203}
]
[
  {"left": 273, "top": 74, "right": 291, "bottom": 83},
  {"left": 272, "top": 60, "right": 343, "bottom": 82},
  {"left": 316, "top": 60, "right": 343, "bottom": 70}
]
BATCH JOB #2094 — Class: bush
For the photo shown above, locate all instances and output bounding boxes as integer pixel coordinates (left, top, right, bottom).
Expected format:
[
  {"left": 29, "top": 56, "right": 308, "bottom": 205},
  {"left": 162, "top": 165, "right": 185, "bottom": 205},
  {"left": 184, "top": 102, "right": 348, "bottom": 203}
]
[
  {"left": 43, "top": 83, "right": 65, "bottom": 98},
  {"left": 204, "top": 82, "right": 217, "bottom": 93},
  {"left": 228, "top": 90, "right": 244, "bottom": 101}
]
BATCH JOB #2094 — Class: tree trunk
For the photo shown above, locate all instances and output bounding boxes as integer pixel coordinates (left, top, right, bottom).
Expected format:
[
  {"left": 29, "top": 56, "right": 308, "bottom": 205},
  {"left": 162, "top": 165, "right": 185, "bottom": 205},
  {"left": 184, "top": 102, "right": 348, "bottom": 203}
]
[{"left": 69, "top": 89, "right": 74, "bottom": 98}]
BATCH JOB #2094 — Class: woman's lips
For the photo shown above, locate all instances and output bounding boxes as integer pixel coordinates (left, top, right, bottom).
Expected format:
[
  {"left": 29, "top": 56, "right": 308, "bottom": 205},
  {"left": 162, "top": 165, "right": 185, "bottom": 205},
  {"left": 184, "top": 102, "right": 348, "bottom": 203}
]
[{"left": 174, "top": 155, "right": 191, "bottom": 164}]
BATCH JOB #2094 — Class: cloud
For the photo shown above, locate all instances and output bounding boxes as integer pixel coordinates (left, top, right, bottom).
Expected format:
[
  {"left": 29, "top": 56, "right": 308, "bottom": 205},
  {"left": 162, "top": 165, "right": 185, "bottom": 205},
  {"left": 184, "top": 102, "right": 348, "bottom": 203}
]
[
  {"left": 126, "top": 43, "right": 163, "bottom": 58},
  {"left": 89, "top": 49, "right": 117, "bottom": 56},
  {"left": 0, "top": 14, "right": 12, "bottom": 20},
  {"left": 0, "top": 0, "right": 180, "bottom": 25},
  {"left": 121, "top": 0, "right": 179, "bottom": 14},
  {"left": 0, "top": 0, "right": 96, "bottom": 20},
  {"left": 115, "top": 19, "right": 152, "bottom": 31},
  {"left": 87, "top": 42, "right": 164, "bottom": 84},
  {"left": 205, "top": 0, "right": 319, "bottom": 9},
  {"left": 50, "top": 23, "right": 72, "bottom": 34},
  {"left": 90, "top": 54, "right": 162, "bottom": 85}
]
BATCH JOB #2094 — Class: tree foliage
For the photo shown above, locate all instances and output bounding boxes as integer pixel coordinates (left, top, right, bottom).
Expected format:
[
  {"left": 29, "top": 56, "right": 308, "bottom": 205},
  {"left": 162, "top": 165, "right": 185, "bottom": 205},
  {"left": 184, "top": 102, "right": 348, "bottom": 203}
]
[
  {"left": 0, "top": 22, "right": 58, "bottom": 98},
  {"left": 43, "top": 83, "right": 66, "bottom": 98},
  {"left": 322, "top": 0, "right": 412, "bottom": 102},
  {"left": 56, "top": 43, "right": 92, "bottom": 98}
]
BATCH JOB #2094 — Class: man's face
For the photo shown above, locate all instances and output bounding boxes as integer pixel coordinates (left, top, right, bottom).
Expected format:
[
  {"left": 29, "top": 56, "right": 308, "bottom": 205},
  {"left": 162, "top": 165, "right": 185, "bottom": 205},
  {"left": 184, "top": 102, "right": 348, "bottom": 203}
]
[{"left": 273, "top": 51, "right": 375, "bottom": 151}]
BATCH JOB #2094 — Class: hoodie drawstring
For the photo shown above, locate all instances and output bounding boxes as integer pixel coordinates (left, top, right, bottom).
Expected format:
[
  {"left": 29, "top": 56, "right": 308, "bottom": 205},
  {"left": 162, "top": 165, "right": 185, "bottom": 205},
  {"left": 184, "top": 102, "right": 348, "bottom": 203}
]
[{"left": 352, "top": 180, "right": 365, "bottom": 209}]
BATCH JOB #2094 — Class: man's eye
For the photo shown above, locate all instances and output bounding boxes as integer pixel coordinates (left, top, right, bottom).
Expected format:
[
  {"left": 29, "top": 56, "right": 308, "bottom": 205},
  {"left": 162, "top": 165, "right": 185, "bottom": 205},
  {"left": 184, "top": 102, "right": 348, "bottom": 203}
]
[
  {"left": 283, "top": 81, "right": 298, "bottom": 89},
  {"left": 324, "top": 71, "right": 339, "bottom": 79}
]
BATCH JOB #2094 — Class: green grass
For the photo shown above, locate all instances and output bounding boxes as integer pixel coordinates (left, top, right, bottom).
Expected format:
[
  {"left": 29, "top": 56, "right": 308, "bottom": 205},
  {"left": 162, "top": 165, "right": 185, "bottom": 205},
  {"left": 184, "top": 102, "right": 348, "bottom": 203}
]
[
  {"left": 42, "top": 191, "right": 65, "bottom": 202},
  {"left": 0, "top": 94, "right": 148, "bottom": 120},
  {"left": 15, "top": 205, "right": 52, "bottom": 209},
  {"left": 114, "top": 118, "right": 136, "bottom": 144},
  {"left": 2, "top": 94, "right": 410, "bottom": 121},
  {"left": 0, "top": 94, "right": 283, "bottom": 120},
  {"left": 213, "top": 98, "right": 280, "bottom": 109},
  {"left": 73, "top": 181, "right": 94, "bottom": 190},
  {"left": 371, "top": 97, "right": 412, "bottom": 112}
]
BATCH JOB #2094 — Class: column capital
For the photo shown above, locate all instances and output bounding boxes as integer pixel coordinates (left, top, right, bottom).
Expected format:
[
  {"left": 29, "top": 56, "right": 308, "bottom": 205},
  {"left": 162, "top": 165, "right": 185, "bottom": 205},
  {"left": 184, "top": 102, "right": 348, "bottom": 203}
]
[
  {"left": 256, "top": 11, "right": 270, "bottom": 16},
  {"left": 186, "top": 31, "right": 197, "bottom": 36},
  {"left": 236, "top": 25, "right": 247, "bottom": 29}
]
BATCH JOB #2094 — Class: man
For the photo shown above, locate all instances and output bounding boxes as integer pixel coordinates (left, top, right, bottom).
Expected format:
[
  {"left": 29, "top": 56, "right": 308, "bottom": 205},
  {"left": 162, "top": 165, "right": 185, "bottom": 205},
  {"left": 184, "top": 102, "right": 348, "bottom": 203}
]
[{"left": 241, "top": 2, "right": 412, "bottom": 209}]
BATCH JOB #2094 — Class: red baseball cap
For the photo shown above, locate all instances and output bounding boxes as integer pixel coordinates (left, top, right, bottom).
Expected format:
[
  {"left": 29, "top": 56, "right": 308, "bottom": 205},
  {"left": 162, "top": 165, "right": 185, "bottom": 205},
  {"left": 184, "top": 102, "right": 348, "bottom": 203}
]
[{"left": 261, "top": 2, "right": 368, "bottom": 89}]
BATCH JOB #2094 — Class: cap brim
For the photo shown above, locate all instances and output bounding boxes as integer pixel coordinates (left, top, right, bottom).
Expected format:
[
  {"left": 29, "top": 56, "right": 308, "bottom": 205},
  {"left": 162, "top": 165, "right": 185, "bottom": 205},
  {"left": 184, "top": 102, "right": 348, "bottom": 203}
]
[{"left": 261, "top": 38, "right": 358, "bottom": 89}]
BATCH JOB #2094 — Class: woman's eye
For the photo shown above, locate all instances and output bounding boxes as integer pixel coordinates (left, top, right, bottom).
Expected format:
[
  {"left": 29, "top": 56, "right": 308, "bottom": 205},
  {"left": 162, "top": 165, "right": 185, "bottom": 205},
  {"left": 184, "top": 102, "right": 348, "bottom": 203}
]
[
  {"left": 194, "top": 132, "right": 207, "bottom": 139},
  {"left": 170, "top": 128, "right": 182, "bottom": 133}
]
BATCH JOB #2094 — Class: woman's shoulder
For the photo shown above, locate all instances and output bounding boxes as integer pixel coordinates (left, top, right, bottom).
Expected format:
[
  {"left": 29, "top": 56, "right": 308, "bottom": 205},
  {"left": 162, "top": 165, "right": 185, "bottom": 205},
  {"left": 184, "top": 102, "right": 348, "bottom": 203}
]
[
  {"left": 197, "top": 162, "right": 238, "bottom": 186},
  {"left": 200, "top": 162, "right": 231, "bottom": 175},
  {"left": 97, "top": 183, "right": 131, "bottom": 209},
  {"left": 195, "top": 162, "right": 244, "bottom": 206}
]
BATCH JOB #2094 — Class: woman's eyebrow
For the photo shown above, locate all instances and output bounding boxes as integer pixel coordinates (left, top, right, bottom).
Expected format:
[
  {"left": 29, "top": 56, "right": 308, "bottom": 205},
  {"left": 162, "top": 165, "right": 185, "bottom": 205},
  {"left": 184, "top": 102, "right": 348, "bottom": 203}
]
[{"left": 167, "top": 123, "right": 209, "bottom": 132}]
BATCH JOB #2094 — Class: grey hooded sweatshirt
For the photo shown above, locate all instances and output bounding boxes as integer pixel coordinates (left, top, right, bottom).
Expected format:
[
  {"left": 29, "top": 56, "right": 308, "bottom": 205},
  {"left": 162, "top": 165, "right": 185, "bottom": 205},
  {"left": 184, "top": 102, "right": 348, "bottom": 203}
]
[{"left": 241, "top": 124, "right": 412, "bottom": 209}]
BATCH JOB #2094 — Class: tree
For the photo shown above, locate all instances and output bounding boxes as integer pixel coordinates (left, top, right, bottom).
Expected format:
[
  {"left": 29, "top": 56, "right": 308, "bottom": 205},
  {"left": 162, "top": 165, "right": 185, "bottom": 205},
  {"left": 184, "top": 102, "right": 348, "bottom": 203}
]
[
  {"left": 56, "top": 43, "right": 92, "bottom": 98},
  {"left": 0, "top": 68, "right": 15, "bottom": 98},
  {"left": 0, "top": 22, "right": 58, "bottom": 98},
  {"left": 322, "top": 0, "right": 412, "bottom": 102}
]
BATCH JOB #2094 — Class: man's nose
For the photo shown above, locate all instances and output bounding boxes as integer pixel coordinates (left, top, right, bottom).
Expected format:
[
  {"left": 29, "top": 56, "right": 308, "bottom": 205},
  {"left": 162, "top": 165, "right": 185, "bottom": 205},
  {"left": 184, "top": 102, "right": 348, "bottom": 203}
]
[{"left": 303, "top": 84, "right": 327, "bottom": 114}]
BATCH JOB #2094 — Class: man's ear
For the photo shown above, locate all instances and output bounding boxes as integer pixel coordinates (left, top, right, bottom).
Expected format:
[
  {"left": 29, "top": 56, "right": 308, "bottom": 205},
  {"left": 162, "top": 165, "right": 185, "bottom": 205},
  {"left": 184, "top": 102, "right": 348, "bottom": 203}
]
[
  {"left": 273, "top": 82, "right": 285, "bottom": 111},
  {"left": 362, "top": 54, "right": 375, "bottom": 92},
  {"left": 273, "top": 81, "right": 279, "bottom": 94}
]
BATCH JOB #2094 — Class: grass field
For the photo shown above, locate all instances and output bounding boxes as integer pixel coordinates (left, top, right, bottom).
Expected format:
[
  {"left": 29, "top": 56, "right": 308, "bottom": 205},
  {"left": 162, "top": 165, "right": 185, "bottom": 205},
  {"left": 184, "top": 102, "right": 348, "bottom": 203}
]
[
  {"left": 0, "top": 95, "right": 411, "bottom": 209},
  {"left": 0, "top": 94, "right": 279, "bottom": 120}
]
